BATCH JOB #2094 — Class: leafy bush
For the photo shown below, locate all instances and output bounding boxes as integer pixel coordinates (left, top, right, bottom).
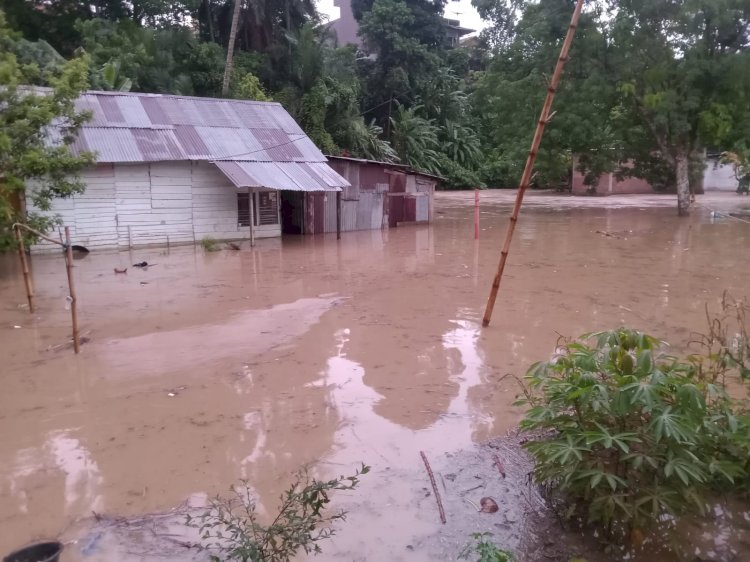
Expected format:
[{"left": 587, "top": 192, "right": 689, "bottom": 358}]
[
  {"left": 518, "top": 329, "right": 750, "bottom": 541},
  {"left": 188, "top": 465, "right": 369, "bottom": 562},
  {"left": 200, "top": 236, "right": 219, "bottom": 252},
  {"left": 459, "top": 533, "right": 515, "bottom": 562}
]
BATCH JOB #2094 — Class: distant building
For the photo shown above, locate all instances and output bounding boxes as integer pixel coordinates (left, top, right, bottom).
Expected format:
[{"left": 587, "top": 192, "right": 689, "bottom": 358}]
[
  {"left": 570, "top": 155, "right": 738, "bottom": 196},
  {"left": 329, "top": 0, "right": 474, "bottom": 49},
  {"left": 330, "top": 0, "right": 363, "bottom": 48},
  {"left": 442, "top": 17, "right": 475, "bottom": 47}
]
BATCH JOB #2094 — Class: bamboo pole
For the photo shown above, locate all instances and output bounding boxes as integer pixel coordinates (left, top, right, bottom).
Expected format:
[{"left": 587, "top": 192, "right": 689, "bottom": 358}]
[
  {"left": 482, "top": 0, "right": 585, "bottom": 328},
  {"left": 64, "top": 226, "right": 80, "bottom": 354},
  {"left": 14, "top": 226, "right": 34, "bottom": 313}
]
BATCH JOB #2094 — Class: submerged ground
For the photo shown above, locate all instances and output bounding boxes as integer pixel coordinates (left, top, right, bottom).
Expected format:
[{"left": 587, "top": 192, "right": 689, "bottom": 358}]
[{"left": 1, "top": 191, "right": 749, "bottom": 561}]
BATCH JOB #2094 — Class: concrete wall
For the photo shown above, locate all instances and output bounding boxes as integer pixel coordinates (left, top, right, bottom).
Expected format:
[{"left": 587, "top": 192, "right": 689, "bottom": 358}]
[
  {"left": 28, "top": 161, "right": 280, "bottom": 252},
  {"left": 571, "top": 169, "right": 653, "bottom": 195},
  {"left": 704, "top": 159, "right": 737, "bottom": 191},
  {"left": 571, "top": 157, "right": 739, "bottom": 195}
]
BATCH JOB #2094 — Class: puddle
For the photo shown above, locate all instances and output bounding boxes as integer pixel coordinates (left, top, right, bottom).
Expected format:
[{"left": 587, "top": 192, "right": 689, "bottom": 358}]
[{"left": 1, "top": 191, "right": 749, "bottom": 560}]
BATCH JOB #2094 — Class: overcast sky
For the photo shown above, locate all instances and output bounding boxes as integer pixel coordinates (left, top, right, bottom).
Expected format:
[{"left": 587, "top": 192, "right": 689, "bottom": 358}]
[{"left": 315, "top": 0, "right": 488, "bottom": 34}]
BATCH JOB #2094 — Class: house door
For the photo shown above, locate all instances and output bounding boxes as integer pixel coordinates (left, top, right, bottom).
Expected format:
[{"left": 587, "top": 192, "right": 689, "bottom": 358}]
[{"left": 280, "top": 191, "right": 305, "bottom": 234}]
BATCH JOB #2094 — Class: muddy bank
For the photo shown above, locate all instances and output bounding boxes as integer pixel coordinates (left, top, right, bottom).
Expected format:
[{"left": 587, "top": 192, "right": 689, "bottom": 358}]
[{"left": 1, "top": 192, "right": 750, "bottom": 560}]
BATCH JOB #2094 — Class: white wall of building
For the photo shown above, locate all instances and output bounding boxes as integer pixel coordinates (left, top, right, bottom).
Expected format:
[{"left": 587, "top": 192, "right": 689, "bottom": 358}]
[
  {"left": 28, "top": 161, "right": 281, "bottom": 252},
  {"left": 704, "top": 158, "right": 738, "bottom": 192}
]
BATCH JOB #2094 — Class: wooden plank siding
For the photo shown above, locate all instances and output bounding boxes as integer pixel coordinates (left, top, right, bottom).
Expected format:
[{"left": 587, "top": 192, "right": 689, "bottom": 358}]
[{"left": 28, "top": 161, "right": 281, "bottom": 252}]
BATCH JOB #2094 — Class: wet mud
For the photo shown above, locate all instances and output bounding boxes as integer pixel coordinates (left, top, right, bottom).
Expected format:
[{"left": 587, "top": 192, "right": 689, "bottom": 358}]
[{"left": 1, "top": 191, "right": 749, "bottom": 561}]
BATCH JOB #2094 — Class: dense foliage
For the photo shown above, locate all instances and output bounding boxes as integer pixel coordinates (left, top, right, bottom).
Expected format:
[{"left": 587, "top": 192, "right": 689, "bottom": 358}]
[
  {"left": 0, "top": 14, "right": 94, "bottom": 249},
  {"left": 519, "top": 328, "right": 750, "bottom": 543},
  {"left": 1, "top": 0, "right": 749, "bottom": 208}
]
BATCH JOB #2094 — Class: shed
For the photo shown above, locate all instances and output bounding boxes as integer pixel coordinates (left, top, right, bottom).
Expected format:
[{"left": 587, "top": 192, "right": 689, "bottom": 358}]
[
  {"left": 290, "top": 156, "right": 439, "bottom": 235},
  {"left": 27, "top": 90, "right": 349, "bottom": 251}
]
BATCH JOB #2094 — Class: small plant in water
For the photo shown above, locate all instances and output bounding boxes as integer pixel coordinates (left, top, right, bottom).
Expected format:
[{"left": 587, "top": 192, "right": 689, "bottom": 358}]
[
  {"left": 187, "top": 464, "right": 369, "bottom": 561},
  {"left": 518, "top": 328, "right": 750, "bottom": 543},
  {"left": 201, "top": 236, "right": 219, "bottom": 252},
  {"left": 459, "top": 533, "right": 515, "bottom": 562}
]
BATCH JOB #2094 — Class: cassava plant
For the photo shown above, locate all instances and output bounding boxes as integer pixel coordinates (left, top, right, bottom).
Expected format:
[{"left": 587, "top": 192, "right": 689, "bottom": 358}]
[
  {"left": 458, "top": 532, "right": 515, "bottom": 562},
  {"left": 187, "top": 464, "right": 369, "bottom": 562},
  {"left": 518, "top": 329, "right": 750, "bottom": 543}
]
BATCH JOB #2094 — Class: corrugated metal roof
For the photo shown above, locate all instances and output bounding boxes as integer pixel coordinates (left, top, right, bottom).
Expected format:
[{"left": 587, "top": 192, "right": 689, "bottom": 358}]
[
  {"left": 68, "top": 90, "right": 349, "bottom": 191},
  {"left": 215, "top": 161, "right": 343, "bottom": 191}
]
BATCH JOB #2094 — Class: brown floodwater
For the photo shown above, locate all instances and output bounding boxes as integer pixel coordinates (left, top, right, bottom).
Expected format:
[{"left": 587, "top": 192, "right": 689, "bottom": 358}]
[{"left": 1, "top": 191, "right": 749, "bottom": 561}]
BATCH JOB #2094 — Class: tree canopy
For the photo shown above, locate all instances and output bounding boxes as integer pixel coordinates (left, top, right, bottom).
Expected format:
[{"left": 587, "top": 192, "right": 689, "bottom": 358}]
[{"left": 1, "top": 0, "right": 749, "bottom": 213}]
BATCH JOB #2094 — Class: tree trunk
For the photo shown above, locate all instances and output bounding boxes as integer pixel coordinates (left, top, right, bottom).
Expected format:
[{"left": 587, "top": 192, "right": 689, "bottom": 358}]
[
  {"left": 204, "top": 0, "right": 215, "bottom": 43},
  {"left": 689, "top": 149, "right": 706, "bottom": 195},
  {"left": 675, "top": 153, "right": 691, "bottom": 216},
  {"left": 222, "top": 0, "right": 242, "bottom": 96}
]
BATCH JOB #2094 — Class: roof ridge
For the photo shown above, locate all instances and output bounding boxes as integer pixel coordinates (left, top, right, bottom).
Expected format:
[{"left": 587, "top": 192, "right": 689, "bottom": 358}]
[{"left": 84, "top": 89, "right": 282, "bottom": 108}]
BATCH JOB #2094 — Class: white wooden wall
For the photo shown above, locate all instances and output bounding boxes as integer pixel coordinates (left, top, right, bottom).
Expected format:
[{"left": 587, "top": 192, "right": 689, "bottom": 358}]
[{"left": 28, "top": 161, "right": 281, "bottom": 252}]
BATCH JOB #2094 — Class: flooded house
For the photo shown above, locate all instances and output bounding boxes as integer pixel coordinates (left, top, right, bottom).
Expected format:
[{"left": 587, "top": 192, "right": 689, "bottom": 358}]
[
  {"left": 288, "top": 156, "right": 440, "bottom": 235},
  {"left": 27, "top": 91, "right": 350, "bottom": 251}
]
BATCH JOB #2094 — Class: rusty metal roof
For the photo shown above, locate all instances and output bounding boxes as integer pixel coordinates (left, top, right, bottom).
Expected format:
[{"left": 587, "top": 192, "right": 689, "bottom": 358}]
[
  {"left": 214, "top": 161, "right": 342, "bottom": 191},
  {"left": 71, "top": 91, "right": 348, "bottom": 191}
]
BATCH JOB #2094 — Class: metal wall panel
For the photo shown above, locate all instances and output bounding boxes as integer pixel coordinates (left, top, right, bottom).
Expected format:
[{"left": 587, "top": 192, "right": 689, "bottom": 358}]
[{"left": 415, "top": 194, "right": 429, "bottom": 221}]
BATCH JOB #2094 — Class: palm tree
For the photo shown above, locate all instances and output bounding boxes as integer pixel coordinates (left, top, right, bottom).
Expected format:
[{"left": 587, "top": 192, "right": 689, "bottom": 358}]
[{"left": 221, "top": 0, "right": 242, "bottom": 96}]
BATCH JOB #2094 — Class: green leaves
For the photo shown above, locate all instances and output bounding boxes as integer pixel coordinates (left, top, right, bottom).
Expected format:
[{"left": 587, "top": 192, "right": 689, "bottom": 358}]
[
  {"left": 188, "top": 464, "right": 369, "bottom": 562},
  {"left": 0, "top": 13, "right": 93, "bottom": 249},
  {"left": 520, "top": 328, "right": 750, "bottom": 541}
]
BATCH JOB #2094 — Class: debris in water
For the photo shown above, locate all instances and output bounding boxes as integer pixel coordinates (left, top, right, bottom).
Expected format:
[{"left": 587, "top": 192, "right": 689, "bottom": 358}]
[
  {"left": 133, "top": 261, "right": 156, "bottom": 268},
  {"left": 166, "top": 386, "right": 187, "bottom": 397},
  {"left": 226, "top": 242, "right": 241, "bottom": 251},
  {"left": 480, "top": 497, "right": 499, "bottom": 513},
  {"left": 13, "top": 325, "right": 21, "bottom": 329},
  {"left": 114, "top": 268, "right": 128, "bottom": 274},
  {"left": 420, "top": 451, "right": 446, "bottom": 524}
]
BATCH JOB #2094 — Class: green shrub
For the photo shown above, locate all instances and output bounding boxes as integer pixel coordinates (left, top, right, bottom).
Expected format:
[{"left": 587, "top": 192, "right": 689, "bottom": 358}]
[
  {"left": 187, "top": 464, "right": 369, "bottom": 562},
  {"left": 518, "top": 329, "right": 750, "bottom": 541},
  {"left": 459, "top": 533, "right": 515, "bottom": 562},
  {"left": 200, "top": 236, "right": 219, "bottom": 252}
]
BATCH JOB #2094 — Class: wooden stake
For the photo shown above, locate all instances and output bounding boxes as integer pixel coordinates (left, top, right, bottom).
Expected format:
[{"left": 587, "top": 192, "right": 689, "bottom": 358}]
[
  {"left": 482, "top": 0, "right": 585, "bottom": 328},
  {"left": 336, "top": 190, "right": 342, "bottom": 240},
  {"left": 474, "top": 189, "right": 480, "bottom": 240},
  {"left": 64, "top": 226, "right": 80, "bottom": 354},
  {"left": 249, "top": 187, "right": 256, "bottom": 247},
  {"left": 14, "top": 225, "right": 34, "bottom": 313}
]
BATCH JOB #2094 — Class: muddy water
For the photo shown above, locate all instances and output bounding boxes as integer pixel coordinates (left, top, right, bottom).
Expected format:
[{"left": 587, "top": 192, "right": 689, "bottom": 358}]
[{"left": 1, "top": 191, "right": 749, "bottom": 561}]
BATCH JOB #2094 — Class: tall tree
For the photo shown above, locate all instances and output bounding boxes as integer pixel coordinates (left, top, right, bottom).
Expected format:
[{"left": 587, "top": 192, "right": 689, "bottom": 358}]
[
  {"left": 222, "top": 0, "right": 242, "bottom": 95},
  {"left": 610, "top": 0, "right": 750, "bottom": 214},
  {"left": 473, "top": 0, "right": 617, "bottom": 188}
]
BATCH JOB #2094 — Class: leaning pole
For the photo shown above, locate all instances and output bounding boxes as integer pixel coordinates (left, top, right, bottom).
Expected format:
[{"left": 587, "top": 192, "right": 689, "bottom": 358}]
[{"left": 482, "top": 0, "right": 586, "bottom": 328}]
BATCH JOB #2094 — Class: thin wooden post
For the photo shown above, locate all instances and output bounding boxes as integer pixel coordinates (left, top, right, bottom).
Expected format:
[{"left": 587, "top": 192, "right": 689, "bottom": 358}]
[
  {"left": 474, "top": 189, "right": 479, "bottom": 240},
  {"left": 14, "top": 226, "right": 34, "bottom": 313},
  {"left": 249, "top": 187, "right": 256, "bottom": 247},
  {"left": 336, "top": 191, "right": 342, "bottom": 240},
  {"left": 64, "top": 226, "right": 80, "bottom": 354},
  {"left": 482, "top": 0, "right": 585, "bottom": 328}
]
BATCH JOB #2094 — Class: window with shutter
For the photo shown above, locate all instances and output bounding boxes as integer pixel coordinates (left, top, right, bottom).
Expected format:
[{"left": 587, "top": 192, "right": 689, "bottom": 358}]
[{"left": 255, "top": 191, "right": 279, "bottom": 226}]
